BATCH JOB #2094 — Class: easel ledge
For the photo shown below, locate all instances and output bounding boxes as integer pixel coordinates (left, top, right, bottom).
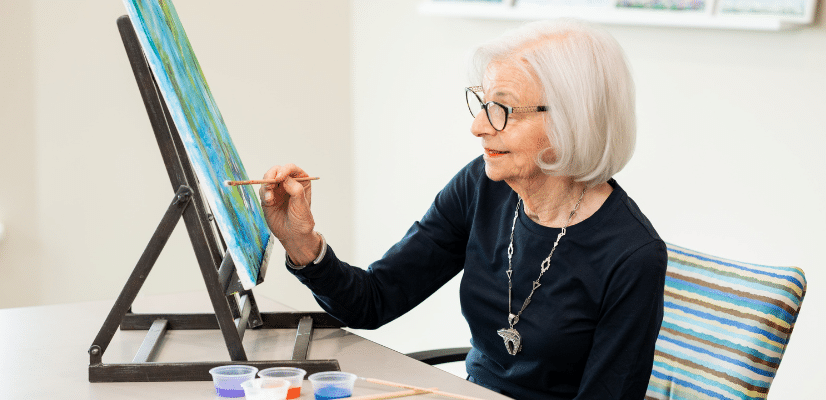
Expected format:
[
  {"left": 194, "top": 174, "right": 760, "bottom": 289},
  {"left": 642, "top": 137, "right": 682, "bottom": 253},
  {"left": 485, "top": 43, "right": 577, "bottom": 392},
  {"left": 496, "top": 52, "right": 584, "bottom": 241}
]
[{"left": 89, "top": 309, "right": 342, "bottom": 382}]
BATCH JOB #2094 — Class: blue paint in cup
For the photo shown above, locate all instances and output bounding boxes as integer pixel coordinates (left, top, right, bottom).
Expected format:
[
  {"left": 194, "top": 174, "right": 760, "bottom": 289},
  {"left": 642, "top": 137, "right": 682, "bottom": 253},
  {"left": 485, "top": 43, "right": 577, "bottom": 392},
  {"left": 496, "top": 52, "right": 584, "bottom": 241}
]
[
  {"left": 314, "top": 386, "right": 352, "bottom": 399},
  {"left": 308, "top": 371, "right": 357, "bottom": 400}
]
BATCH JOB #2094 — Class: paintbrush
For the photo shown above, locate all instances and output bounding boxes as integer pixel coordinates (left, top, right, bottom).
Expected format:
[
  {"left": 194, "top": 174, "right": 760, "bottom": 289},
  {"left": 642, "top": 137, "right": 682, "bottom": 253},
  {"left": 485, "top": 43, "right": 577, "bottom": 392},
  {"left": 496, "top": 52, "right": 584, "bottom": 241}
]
[
  {"left": 224, "top": 177, "right": 320, "bottom": 186},
  {"left": 347, "top": 387, "right": 438, "bottom": 400},
  {"left": 360, "top": 377, "right": 486, "bottom": 400}
]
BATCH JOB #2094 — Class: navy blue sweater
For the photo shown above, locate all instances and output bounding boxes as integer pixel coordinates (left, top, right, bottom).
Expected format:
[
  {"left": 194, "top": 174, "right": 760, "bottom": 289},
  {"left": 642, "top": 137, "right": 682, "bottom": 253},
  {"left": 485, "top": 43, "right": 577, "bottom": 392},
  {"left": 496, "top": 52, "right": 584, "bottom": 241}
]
[{"left": 290, "top": 156, "right": 667, "bottom": 399}]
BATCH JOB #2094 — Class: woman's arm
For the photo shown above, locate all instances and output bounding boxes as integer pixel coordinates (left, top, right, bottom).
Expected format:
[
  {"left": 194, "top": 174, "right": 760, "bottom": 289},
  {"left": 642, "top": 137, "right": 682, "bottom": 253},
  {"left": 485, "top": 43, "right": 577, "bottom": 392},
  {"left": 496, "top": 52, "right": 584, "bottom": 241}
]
[
  {"left": 270, "top": 159, "right": 479, "bottom": 329},
  {"left": 288, "top": 203, "right": 469, "bottom": 329},
  {"left": 574, "top": 240, "right": 667, "bottom": 400}
]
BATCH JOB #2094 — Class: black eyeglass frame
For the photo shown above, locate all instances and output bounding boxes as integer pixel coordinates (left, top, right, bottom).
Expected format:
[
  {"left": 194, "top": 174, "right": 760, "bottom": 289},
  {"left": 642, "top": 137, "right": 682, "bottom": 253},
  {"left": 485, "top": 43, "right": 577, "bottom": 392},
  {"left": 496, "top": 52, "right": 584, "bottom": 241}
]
[{"left": 465, "top": 86, "right": 548, "bottom": 131}]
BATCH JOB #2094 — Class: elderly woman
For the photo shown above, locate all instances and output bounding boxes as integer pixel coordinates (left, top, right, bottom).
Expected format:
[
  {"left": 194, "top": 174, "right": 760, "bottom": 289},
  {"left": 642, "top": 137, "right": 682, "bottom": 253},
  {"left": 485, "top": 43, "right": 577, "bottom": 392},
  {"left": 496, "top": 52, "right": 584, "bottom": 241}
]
[{"left": 261, "top": 19, "right": 667, "bottom": 400}]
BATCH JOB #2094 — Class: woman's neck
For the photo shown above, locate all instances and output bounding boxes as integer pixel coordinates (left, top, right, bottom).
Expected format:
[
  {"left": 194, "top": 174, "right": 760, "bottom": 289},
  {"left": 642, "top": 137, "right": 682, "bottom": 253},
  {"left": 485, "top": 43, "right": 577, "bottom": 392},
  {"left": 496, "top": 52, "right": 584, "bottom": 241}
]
[{"left": 508, "top": 175, "right": 610, "bottom": 228}]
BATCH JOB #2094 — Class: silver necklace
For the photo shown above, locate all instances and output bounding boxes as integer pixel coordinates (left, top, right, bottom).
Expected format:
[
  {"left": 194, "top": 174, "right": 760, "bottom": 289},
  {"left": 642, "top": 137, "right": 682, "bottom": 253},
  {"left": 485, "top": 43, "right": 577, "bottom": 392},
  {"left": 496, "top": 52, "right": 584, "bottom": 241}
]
[{"left": 497, "top": 187, "right": 586, "bottom": 355}]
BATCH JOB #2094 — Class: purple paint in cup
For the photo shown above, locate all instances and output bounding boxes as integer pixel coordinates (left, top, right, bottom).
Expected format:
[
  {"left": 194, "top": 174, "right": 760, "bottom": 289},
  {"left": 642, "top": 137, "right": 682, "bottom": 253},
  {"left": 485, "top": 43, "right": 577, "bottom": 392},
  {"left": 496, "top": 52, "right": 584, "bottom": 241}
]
[{"left": 208, "top": 365, "right": 259, "bottom": 398}]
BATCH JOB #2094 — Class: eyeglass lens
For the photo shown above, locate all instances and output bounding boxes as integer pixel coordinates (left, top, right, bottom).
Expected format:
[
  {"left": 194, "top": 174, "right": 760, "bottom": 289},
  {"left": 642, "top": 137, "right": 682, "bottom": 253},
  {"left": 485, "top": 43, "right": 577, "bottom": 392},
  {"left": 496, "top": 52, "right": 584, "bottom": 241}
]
[{"left": 466, "top": 89, "right": 507, "bottom": 131}]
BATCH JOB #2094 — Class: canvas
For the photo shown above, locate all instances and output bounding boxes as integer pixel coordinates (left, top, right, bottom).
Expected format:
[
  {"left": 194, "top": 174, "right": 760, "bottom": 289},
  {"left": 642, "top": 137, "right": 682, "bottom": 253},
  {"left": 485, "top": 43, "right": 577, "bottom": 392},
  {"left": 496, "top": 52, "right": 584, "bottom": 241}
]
[{"left": 123, "top": 0, "right": 271, "bottom": 289}]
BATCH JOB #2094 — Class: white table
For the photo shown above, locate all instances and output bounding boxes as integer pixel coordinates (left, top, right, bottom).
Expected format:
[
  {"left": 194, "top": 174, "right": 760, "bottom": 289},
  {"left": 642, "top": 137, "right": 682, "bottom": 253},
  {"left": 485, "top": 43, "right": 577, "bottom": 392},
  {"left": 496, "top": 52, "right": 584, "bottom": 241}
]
[{"left": 0, "top": 291, "right": 510, "bottom": 399}]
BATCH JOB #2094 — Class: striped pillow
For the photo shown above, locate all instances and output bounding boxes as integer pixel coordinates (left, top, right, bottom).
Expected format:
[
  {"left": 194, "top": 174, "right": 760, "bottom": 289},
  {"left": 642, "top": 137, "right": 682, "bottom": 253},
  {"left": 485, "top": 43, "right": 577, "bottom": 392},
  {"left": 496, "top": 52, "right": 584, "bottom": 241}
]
[{"left": 646, "top": 243, "right": 806, "bottom": 400}]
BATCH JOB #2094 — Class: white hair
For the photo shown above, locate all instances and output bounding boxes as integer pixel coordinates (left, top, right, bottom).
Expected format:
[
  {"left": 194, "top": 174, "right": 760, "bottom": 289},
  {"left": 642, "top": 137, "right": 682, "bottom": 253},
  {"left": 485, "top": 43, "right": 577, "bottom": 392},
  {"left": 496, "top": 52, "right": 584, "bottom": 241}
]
[{"left": 471, "top": 19, "right": 636, "bottom": 186}]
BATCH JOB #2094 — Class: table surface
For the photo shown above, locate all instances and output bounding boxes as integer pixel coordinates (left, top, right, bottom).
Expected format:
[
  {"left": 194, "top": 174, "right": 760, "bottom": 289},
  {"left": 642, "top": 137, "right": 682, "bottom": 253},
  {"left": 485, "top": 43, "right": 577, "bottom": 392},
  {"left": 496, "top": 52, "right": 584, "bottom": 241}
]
[{"left": 0, "top": 291, "right": 510, "bottom": 400}]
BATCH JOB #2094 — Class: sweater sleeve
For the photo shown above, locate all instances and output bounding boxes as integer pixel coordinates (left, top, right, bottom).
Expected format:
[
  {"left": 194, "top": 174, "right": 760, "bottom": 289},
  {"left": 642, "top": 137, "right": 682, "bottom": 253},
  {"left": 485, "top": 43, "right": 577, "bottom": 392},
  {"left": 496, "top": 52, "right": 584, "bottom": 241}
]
[
  {"left": 287, "top": 162, "right": 476, "bottom": 329},
  {"left": 574, "top": 240, "right": 667, "bottom": 400}
]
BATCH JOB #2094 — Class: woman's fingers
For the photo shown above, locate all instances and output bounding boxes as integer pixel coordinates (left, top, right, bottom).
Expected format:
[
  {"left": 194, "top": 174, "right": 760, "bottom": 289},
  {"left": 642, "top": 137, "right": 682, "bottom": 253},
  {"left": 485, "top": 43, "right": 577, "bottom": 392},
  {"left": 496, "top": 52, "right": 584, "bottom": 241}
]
[
  {"left": 260, "top": 165, "right": 282, "bottom": 205},
  {"left": 273, "top": 164, "right": 307, "bottom": 182},
  {"left": 280, "top": 175, "right": 307, "bottom": 199},
  {"left": 260, "top": 165, "right": 306, "bottom": 203},
  {"left": 259, "top": 164, "right": 314, "bottom": 212}
]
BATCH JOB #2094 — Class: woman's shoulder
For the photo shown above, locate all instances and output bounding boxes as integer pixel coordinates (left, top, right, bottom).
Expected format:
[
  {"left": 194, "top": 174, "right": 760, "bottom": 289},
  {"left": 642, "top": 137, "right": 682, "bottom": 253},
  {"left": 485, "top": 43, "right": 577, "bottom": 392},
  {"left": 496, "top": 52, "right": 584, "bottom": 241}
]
[
  {"left": 442, "top": 155, "right": 507, "bottom": 197},
  {"left": 603, "top": 179, "right": 662, "bottom": 243},
  {"left": 454, "top": 155, "right": 486, "bottom": 182},
  {"left": 585, "top": 180, "right": 667, "bottom": 271},
  {"left": 432, "top": 156, "right": 511, "bottom": 222}
]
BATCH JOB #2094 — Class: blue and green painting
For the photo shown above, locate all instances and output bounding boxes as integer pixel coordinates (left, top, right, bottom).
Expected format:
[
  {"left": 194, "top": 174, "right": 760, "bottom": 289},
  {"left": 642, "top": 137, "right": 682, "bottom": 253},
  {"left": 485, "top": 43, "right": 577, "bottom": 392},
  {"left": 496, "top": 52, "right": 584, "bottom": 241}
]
[{"left": 123, "top": 0, "right": 271, "bottom": 289}]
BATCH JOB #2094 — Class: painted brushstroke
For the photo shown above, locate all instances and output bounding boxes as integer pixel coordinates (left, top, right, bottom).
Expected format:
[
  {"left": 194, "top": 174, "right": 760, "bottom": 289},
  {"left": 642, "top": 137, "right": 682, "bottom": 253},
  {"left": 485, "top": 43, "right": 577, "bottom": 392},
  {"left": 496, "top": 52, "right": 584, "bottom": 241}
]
[{"left": 123, "top": 0, "right": 271, "bottom": 289}]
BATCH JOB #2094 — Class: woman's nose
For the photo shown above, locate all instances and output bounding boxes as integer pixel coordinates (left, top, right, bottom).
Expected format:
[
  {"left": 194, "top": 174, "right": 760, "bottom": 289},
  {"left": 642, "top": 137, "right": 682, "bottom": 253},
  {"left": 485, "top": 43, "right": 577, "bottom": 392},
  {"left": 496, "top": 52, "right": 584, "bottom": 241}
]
[{"left": 470, "top": 111, "right": 495, "bottom": 137}]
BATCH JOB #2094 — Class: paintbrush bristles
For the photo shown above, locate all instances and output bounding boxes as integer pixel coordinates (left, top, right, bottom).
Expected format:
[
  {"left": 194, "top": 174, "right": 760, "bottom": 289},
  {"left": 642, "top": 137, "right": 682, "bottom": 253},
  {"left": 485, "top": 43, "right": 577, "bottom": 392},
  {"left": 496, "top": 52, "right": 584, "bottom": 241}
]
[{"left": 225, "top": 177, "right": 320, "bottom": 186}]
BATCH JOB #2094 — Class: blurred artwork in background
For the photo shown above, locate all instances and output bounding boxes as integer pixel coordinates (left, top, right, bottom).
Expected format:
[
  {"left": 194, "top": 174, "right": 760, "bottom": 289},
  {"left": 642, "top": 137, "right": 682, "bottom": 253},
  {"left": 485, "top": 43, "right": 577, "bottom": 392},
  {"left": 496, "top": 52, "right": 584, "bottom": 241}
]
[
  {"left": 717, "top": 0, "right": 806, "bottom": 16},
  {"left": 122, "top": 0, "right": 272, "bottom": 289},
  {"left": 519, "top": 0, "right": 610, "bottom": 6},
  {"left": 616, "top": 0, "right": 706, "bottom": 11}
]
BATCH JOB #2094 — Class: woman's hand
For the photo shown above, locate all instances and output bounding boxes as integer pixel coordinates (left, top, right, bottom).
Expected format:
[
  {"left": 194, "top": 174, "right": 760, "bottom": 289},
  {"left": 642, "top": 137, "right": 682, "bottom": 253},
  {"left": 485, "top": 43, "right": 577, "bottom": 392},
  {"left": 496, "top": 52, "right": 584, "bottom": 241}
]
[{"left": 259, "top": 164, "right": 322, "bottom": 266}]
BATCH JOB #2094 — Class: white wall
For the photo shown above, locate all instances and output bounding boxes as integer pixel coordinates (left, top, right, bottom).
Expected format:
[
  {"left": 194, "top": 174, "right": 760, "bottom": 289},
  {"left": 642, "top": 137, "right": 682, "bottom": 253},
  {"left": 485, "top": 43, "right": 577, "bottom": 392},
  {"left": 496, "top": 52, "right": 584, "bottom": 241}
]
[
  {"left": 0, "top": 0, "right": 351, "bottom": 312},
  {"left": 350, "top": 1, "right": 825, "bottom": 397},
  {"left": 0, "top": 0, "right": 37, "bottom": 308}
]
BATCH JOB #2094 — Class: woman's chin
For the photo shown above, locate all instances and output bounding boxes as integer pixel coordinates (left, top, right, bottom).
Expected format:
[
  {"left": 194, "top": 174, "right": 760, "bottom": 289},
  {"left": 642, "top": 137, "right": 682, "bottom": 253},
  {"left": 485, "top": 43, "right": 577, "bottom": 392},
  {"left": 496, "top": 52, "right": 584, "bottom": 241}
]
[{"left": 483, "top": 163, "right": 507, "bottom": 182}]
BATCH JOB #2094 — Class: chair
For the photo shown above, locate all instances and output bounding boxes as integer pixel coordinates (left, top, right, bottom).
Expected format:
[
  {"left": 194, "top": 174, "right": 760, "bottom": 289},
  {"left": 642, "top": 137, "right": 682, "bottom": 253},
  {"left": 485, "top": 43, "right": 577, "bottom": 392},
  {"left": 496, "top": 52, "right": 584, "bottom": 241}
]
[
  {"left": 406, "top": 347, "right": 471, "bottom": 366},
  {"left": 647, "top": 243, "right": 806, "bottom": 400},
  {"left": 407, "top": 243, "right": 807, "bottom": 400}
]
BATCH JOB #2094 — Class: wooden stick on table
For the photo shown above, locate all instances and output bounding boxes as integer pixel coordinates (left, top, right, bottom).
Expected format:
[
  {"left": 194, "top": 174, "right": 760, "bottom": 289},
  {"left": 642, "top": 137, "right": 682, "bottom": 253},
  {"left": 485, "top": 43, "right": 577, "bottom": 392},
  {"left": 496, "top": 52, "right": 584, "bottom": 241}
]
[
  {"left": 362, "top": 377, "right": 487, "bottom": 400},
  {"left": 348, "top": 387, "right": 438, "bottom": 400}
]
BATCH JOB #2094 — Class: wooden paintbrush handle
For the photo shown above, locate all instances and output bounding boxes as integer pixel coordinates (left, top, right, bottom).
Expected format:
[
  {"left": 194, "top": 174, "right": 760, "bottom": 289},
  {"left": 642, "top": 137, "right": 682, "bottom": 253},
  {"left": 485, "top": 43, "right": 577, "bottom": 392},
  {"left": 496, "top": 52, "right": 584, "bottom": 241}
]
[
  {"left": 362, "top": 378, "right": 486, "bottom": 400},
  {"left": 226, "top": 177, "right": 319, "bottom": 186},
  {"left": 347, "top": 387, "right": 437, "bottom": 400}
]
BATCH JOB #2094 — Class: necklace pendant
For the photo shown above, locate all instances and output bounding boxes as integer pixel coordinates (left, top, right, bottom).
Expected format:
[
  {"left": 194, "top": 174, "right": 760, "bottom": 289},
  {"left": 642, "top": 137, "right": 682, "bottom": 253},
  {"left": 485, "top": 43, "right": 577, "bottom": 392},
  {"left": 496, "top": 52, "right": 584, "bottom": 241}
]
[
  {"left": 497, "top": 327, "right": 522, "bottom": 355},
  {"left": 508, "top": 313, "right": 519, "bottom": 326}
]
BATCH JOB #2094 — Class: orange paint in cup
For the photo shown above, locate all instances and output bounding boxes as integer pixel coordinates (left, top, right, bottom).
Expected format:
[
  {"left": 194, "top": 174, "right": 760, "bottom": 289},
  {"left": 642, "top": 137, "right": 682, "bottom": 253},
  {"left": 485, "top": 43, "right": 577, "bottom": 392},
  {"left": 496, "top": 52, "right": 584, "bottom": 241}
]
[
  {"left": 286, "top": 386, "right": 301, "bottom": 399},
  {"left": 258, "top": 367, "right": 306, "bottom": 400}
]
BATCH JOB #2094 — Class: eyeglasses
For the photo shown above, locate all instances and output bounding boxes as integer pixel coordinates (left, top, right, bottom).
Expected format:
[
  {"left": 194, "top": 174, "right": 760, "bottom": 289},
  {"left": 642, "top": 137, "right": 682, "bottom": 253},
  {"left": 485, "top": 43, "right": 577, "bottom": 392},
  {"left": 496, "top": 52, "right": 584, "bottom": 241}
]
[{"left": 465, "top": 86, "right": 548, "bottom": 131}]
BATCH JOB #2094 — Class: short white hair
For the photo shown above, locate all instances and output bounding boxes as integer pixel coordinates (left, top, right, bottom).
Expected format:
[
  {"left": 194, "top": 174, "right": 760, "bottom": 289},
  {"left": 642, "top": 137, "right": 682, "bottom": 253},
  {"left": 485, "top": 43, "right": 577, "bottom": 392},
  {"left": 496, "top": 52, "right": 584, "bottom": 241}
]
[{"left": 471, "top": 19, "right": 636, "bottom": 186}]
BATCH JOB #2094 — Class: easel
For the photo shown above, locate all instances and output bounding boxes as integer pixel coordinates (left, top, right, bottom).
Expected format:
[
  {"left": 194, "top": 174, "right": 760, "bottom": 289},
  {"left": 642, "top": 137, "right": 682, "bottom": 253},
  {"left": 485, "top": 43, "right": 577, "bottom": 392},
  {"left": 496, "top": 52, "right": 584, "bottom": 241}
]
[{"left": 88, "top": 15, "right": 343, "bottom": 382}]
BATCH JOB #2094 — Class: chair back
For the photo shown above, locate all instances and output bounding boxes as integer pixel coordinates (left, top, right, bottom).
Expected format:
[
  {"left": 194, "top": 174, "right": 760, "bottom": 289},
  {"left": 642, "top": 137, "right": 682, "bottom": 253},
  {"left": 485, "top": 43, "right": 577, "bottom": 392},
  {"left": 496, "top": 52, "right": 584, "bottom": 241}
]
[{"left": 646, "top": 243, "right": 806, "bottom": 400}]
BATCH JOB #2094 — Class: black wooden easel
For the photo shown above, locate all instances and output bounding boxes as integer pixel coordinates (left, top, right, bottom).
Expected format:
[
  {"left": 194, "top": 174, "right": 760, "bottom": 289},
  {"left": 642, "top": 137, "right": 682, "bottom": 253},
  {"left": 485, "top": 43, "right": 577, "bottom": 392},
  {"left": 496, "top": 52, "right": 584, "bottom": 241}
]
[{"left": 87, "top": 15, "right": 342, "bottom": 383}]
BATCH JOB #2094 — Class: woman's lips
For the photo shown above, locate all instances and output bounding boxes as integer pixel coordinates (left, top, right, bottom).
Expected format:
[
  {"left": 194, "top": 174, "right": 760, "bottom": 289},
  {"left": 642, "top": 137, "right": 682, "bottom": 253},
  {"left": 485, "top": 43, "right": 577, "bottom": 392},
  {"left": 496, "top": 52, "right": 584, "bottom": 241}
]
[{"left": 485, "top": 148, "right": 509, "bottom": 158}]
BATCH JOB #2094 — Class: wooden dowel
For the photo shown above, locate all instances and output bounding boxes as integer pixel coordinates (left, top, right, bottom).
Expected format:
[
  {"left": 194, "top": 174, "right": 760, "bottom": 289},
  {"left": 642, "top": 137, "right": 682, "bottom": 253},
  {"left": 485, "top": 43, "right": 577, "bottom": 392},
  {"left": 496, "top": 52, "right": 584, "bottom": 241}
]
[
  {"left": 362, "top": 378, "right": 486, "bottom": 400},
  {"left": 348, "top": 387, "right": 437, "bottom": 400},
  {"left": 225, "top": 177, "right": 319, "bottom": 186},
  {"left": 361, "top": 377, "right": 427, "bottom": 392}
]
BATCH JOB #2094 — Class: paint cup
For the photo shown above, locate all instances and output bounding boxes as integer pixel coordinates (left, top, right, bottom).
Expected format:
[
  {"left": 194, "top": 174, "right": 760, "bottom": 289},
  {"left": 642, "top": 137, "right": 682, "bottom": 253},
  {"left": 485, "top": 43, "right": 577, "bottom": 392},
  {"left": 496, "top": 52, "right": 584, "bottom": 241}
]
[
  {"left": 240, "top": 378, "right": 290, "bottom": 400},
  {"left": 258, "top": 367, "right": 307, "bottom": 399},
  {"left": 208, "top": 365, "right": 259, "bottom": 398},
  {"left": 308, "top": 371, "right": 357, "bottom": 400}
]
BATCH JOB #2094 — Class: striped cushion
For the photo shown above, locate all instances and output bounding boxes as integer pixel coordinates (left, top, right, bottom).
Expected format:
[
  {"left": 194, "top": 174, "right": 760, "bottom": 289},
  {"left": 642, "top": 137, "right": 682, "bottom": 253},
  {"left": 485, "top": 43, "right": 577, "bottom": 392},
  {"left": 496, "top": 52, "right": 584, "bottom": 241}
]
[{"left": 646, "top": 243, "right": 806, "bottom": 400}]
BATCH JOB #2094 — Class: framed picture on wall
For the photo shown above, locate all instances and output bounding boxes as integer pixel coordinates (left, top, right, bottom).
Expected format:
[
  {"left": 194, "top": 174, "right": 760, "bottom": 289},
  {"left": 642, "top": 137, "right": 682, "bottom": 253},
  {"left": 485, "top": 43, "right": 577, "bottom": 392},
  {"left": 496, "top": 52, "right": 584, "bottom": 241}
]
[
  {"left": 518, "top": 0, "right": 611, "bottom": 7},
  {"left": 614, "top": 0, "right": 708, "bottom": 12},
  {"left": 420, "top": 0, "right": 818, "bottom": 28},
  {"left": 717, "top": 0, "right": 812, "bottom": 19},
  {"left": 433, "top": 0, "right": 506, "bottom": 3}
]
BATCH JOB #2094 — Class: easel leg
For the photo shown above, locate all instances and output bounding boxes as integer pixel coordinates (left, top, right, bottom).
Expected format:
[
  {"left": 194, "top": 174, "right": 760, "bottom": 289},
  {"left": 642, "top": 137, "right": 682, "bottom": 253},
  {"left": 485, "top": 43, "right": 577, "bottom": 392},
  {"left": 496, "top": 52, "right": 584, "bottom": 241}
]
[
  {"left": 89, "top": 186, "right": 192, "bottom": 362},
  {"left": 198, "top": 249, "right": 247, "bottom": 360}
]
